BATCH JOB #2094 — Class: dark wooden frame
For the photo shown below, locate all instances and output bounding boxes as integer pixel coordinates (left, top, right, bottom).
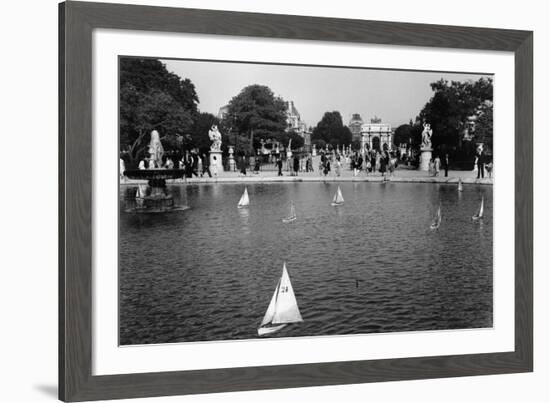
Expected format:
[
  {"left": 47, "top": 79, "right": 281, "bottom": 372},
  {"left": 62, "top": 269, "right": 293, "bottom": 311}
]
[{"left": 59, "top": 1, "right": 533, "bottom": 401}]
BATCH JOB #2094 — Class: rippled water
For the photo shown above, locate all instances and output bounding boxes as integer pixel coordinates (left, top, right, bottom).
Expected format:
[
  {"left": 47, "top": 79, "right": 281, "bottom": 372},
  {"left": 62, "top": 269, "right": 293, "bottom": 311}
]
[{"left": 119, "top": 182, "right": 493, "bottom": 345}]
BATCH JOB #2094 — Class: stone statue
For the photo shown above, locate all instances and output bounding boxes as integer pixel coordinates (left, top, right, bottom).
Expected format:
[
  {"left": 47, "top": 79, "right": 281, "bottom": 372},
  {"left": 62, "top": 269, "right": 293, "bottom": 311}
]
[
  {"left": 208, "top": 124, "right": 222, "bottom": 152},
  {"left": 147, "top": 130, "right": 164, "bottom": 168},
  {"left": 421, "top": 123, "right": 433, "bottom": 149}
]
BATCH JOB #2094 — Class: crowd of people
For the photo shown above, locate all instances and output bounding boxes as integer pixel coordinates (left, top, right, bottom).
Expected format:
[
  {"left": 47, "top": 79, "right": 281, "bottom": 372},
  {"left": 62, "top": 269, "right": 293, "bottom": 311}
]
[
  {"left": 125, "top": 146, "right": 493, "bottom": 181},
  {"left": 137, "top": 151, "right": 215, "bottom": 179},
  {"left": 318, "top": 150, "right": 399, "bottom": 178}
]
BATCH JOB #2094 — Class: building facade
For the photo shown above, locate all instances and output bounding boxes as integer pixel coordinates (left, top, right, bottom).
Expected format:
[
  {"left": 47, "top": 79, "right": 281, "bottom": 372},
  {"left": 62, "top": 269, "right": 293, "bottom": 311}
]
[
  {"left": 360, "top": 117, "right": 393, "bottom": 152},
  {"left": 217, "top": 104, "right": 229, "bottom": 120},
  {"left": 285, "top": 101, "right": 311, "bottom": 151},
  {"left": 349, "top": 113, "right": 364, "bottom": 142}
]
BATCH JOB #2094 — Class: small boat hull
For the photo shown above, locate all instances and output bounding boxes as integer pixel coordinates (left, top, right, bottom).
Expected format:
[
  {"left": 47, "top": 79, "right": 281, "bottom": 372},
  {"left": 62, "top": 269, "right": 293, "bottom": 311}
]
[
  {"left": 430, "top": 223, "right": 440, "bottom": 230},
  {"left": 331, "top": 202, "right": 344, "bottom": 207},
  {"left": 472, "top": 215, "right": 482, "bottom": 220},
  {"left": 282, "top": 216, "right": 296, "bottom": 223},
  {"left": 258, "top": 324, "right": 287, "bottom": 336},
  {"left": 237, "top": 205, "right": 248, "bottom": 209}
]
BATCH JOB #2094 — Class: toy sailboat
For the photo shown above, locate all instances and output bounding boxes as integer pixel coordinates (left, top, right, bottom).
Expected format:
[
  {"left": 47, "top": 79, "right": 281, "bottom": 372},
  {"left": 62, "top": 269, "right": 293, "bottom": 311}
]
[
  {"left": 258, "top": 263, "right": 303, "bottom": 336},
  {"left": 237, "top": 187, "right": 250, "bottom": 209},
  {"left": 331, "top": 186, "right": 344, "bottom": 206},
  {"left": 282, "top": 202, "right": 296, "bottom": 223},
  {"left": 458, "top": 178, "right": 463, "bottom": 192},
  {"left": 472, "top": 197, "right": 484, "bottom": 220},
  {"left": 430, "top": 204, "right": 441, "bottom": 230}
]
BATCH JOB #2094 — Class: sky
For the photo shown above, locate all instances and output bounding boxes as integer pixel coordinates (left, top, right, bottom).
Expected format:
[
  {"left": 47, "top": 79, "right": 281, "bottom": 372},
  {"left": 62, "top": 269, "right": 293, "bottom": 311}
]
[{"left": 163, "top": 58, "right": 491, "bottom": 128}]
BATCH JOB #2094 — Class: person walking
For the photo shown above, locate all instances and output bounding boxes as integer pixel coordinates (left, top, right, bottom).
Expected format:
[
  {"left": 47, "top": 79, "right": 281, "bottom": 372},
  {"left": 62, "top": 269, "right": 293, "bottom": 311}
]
[
  {"left": 388, "top": 154, "right": 396, "bottom": 177},
  {"left": 476, "top": 149, "right": 485, "bottom": 179},
  {"left": 380, "top": 151, "right": 387, "bottom": 179},
  {"left": 293, "top": 155, "right": 300, "bottom": 176},
  {"left": 276, "top": 156, "right": 283, "bottom": 176},
  {"left": 323, "top": 158, "right": 331, "bottom": 177},
  {"left": 239, "top": 154, "right": 247, "bottom": 176},
  {"left": 210, "top": 155, "right": 219, "bottom": 177},
  {"left": 253, "top": 156, "right": 261, "bottom": 175},
  {"left": 486, "top": 159, "right": 493, "bottom": 178},
  {"left": 434, "top": 155, "right": 441, "bottom": 177},
  {"left": 191, "top": 152, "right": 199, "bottom": 177},
  {"left": 365, "top": 157, "right": 371, "bottom": 175},
  {"left": 335, "top": 156, "right": 342, "bottom": 177},
  {"left": 201, "top": 153, "right": 212, "bottom": 178},
  {"left": 444, "top": 153, "right": 450, "bottom": 177}
]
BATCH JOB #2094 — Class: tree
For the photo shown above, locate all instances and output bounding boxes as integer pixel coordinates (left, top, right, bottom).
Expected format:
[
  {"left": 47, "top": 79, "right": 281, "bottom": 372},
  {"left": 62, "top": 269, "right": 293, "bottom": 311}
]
[
  {"left": 474, "top": 101, "right": 493, "bottom": 152},
  {"left": 394, "top": 120, "right": 422, "bottom": 148},
  {"left": 279, "top": 130, "right": 305, "bottom": 150},
  {"left": 312, "top": 111, "right": 352, "bottom": 148},
  {"left": 417, "top": 77, "right": 493, "bottom": 152},
  {"left": 222, "top": 85, "right": 288, "bottom": 154},
  {"left": 119, "top": 58, "right": 199, "bottom": 165}
]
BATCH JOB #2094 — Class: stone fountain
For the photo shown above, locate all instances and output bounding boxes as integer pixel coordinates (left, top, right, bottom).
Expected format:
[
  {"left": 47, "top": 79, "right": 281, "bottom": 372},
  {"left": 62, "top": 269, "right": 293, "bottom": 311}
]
[{"left": 123, "top": 130, "right": 187, "bottom": 213}]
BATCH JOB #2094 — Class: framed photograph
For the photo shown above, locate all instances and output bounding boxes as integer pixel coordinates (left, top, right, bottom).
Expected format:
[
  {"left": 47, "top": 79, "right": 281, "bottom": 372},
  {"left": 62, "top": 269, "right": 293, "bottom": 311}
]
[{"left": 59, "top": 1, "right": 533, "bottom": 401}]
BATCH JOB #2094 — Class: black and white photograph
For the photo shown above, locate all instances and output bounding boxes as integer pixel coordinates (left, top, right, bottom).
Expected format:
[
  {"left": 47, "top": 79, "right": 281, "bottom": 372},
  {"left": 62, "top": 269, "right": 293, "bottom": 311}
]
[{"left": 118, "top": 57, "right": 494, "bottom": 345}]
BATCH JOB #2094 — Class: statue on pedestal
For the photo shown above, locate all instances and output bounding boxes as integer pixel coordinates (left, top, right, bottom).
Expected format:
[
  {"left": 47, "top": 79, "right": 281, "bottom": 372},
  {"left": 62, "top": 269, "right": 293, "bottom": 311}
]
[
  {"left": 421, "top": 123, "right": 433, "bottom": 149},
  {"left": 418, "top": 123, "right": 434, "bottom": 172},
  {"left": 208, "top": 124, "right": 222, "bottom": 152},
  {"left": 208, "top": 124, "right": 224, "bottom": 173}
]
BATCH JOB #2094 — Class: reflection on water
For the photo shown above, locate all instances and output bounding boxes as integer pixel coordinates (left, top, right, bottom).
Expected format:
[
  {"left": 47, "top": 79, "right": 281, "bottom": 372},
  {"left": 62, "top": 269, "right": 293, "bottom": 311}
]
[{"left": 119, "top": 182, "right": 493, "bottom": 345}]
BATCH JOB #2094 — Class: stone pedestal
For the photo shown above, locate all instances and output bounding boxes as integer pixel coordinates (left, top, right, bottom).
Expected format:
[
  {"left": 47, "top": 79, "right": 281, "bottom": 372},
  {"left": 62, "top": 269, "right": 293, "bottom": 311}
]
[
  {"left": 228, "top": 146, "right": 236, "bottom": 171},
  {"left": 209, "top": 150, "right": 223, "bottom": 173},
  {"left": 418, "top": 148, "right": 433, "bottom": 171}
]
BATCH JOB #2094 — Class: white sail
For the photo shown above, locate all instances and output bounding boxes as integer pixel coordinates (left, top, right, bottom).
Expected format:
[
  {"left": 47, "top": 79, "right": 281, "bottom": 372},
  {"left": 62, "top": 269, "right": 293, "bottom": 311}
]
[
  {"left": 258, "top": 263, "right": 302, "bottom": 335},
  {"left": 238, "top": 187, "right": 250, "bottom": 208},
  {"left": 479, "top": 197, "right": 484, "bottom": 218},
  {"left": 272, "top": 263, "right": 303, "bottom": 324},
  {"left": 473, "top": 197, "right": 484, "bottom": 219},
  {"left": 332, "top": 186, "right": 344, "bottom": 205},
  {"left": 260, "top": 279, "right": 280, "bottom": 326},
  {"left": 282, "top": 202, "right": 296, "bottom": 223},
  {"left": 430, "top": 205, "right": 441, "bottom": 229}
]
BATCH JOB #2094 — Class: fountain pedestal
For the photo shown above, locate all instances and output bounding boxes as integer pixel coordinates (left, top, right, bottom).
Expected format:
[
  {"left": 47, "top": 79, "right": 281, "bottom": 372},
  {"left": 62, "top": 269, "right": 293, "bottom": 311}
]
[
  {"left": 123, "top": 169, "right": 187, "bottom": 213},
  {"left": 209, "top": 150, "right": 223, "bottom": 173},
  {"left": 418, "top": 147, "right": 433, "bottom": 171}
]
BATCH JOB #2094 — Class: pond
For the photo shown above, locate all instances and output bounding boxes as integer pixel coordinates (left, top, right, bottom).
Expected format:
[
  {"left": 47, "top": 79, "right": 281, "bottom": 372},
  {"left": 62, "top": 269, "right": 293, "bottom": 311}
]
[{"left": 119, "top": 181, "right": 493, "bottom": 345}]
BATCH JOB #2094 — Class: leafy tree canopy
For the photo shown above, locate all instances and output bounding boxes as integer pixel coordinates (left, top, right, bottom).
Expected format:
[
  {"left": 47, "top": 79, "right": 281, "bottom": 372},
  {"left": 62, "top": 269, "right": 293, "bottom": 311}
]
[
  {"left": 119, "top": 58, "right": 199, "bottom": 164},
  {"left": 223, "top": 85, "right": 288, "bottom": 152},
  {"left": 474, "top": 101, "right": 493, "bottom": 152},
  {"left": 417, "top": 77, "right": 493, "bottom": 150},
  {"left": 312, "top": 111, "right": 352, "bottom": 148},
  {"left": 394, "top": 121, "right": 422, "bottom": 148}
]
